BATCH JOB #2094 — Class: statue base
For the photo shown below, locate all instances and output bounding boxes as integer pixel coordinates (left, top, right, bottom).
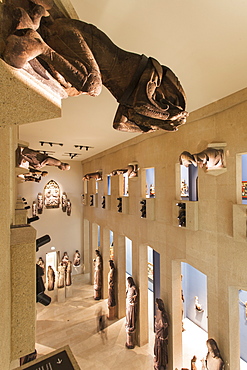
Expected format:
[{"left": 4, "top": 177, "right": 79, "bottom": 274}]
[
  {"left": 107, "top": 305, "right": 116, "bottom": 320},
  {"left": 65, "top": 284, "right": 72, "bottom": 298},
  {"left": 125, "top": 332, "right": 135, "bottom": 349},
  {"left": 57, "top": 287, "right": 66, "bottom": 303},
  {"left": 94, "top": 290, "right": 101, "bottom": 300}
]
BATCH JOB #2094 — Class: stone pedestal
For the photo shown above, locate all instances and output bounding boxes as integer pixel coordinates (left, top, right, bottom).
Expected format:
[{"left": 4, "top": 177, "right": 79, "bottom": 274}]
[
  {"left": 57, "top": 287, "right": 66, "bottom": 303},
  {"left": 107, "top": 306, "right": 116, "bottom": 320},
  {"left": 66, "top": 285, "right": 73, "bottom": 298},
  {"left": 126, "top": 331, "right": 135, "bottom": 349},
  {"left": 94, "top": 289, "right": 101, "bottom": 300}
]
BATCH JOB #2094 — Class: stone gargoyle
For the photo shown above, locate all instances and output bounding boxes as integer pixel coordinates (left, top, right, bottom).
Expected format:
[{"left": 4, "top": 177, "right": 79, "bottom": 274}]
[
  {"left": 179, "top": 148, "right": 225, "bottom": 170},
  {"left": 1, "top": 0, "right": 188, "bottom": 133},
  {"left": 83, "top": 171, "right": 102, "bottom": 181}
]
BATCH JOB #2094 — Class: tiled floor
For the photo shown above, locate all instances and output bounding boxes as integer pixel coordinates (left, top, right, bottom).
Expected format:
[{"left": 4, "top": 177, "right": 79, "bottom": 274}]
[{"left": 35, "top": 274, "right": 247, "bottom": 369}]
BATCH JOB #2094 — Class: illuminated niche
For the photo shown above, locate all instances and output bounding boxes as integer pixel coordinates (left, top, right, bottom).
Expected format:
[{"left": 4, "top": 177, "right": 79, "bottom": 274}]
[{"left": 44, "top": 180, "right": 60, "bottom": 208}]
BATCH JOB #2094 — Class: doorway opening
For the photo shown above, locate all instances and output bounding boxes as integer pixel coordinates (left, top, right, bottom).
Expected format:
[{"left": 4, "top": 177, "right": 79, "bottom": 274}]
[
  {"left": 125, "top": 237, "right": 132, "bottom": 283},
  {"left": 181, "top": 262, "right": 208, "bottom": 368},
  {"left": 147, "top": 246, "right": 160, "bottom": 341}
]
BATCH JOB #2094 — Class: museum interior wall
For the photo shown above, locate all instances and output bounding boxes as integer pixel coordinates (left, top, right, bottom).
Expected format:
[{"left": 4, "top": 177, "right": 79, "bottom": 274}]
[
  {"left": 17, "top": 161, "right": 83, "bottom": 266},
  {"left": 80, "top": 87, "right": 247, "bottom": 370}
]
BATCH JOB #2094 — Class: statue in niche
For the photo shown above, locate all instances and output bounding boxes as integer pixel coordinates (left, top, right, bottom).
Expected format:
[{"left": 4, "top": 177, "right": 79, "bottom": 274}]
[
  {"left": 61, "top": 251, "right": 69, "bottom": 266},
  {"left": 93, "top": 249, "right": 103, "bottom": 300},
  {"left": 57, "top": 262, "right": 65, "bottom": 288},
  {"left": 154, "top": 298, "right": 169, "bottom": 370},
  {"left": 107, "top": 260, "right": 116, "bottom": 320},
  {"left": 66, "top": 199, "right": 71, "bottom": 216},
  {"left": 47, "top": 265, "right": 55, "bottom": 291},
  {"left": 73, "top": 250, "right": 81, "bottom": 267},
  {"left": 37, "top": 256, "right": 45, "bottom": 273},
  {"left": 44, "top": 179, "right": 60, "bottom": 208},
  {"left": 61, "top": 192, "right": 67, "bottom": 212},
  {"left": 17, "top": 146, "right": 70, "bottom": 171},
  {"left": 125, "top": 276, "right": 138, "bottom": 349},
  {"left": 32, "top": 201, "right": 37, "bottom": 216},
  {"left": 65, "top": 260, "right": 72, "bottom": 286},
  {"left": 205, "top": 338, "right": 225, "bottom": 370},
  {"left": 1, "top": 0, "right": 187, "bottom": 133},
  {"left": 37, "top": 192, "right": 43, "bottom": 214},
  {"left": 83, "top": 172, "right": 102, "bottom": 181},
  {"left": 110, "top": 164, "right": 138, "bottom": 178},
  {"left": 191, "top": 355, "right": 197, "bottom": 370},
  {"left": 179, "top": 148, "right": 224, "bottom": 170},
  {"left": 17, "top": 168, "right": 48, "bottom": 182}
]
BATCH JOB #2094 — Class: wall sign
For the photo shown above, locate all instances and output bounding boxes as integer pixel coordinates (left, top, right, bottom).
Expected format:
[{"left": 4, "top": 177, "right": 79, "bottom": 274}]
[{"left": 15, "top": 346, "right": 80, "bottom": 370}]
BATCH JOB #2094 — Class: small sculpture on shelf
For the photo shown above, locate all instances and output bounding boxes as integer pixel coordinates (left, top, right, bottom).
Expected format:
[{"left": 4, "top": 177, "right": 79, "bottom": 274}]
[
  {"left": 17, "top": 146, "right": 70, "bottom": 171},
  {"left": 154, "top": 298, "right": 169, "bottom": 370},
  {"left": 107, "top": 260, "right": 116, "bottom": 320},
  {"left": 205, "top": 338, "right": 225, "bottom": 370},
  {"left": 179, "top": 148, "right": 224, "bottom": 170},
  {"left": 73, "top": 250, "right": 81, "bottom": 267},
  {"left": 61, "top": 192, "right": 68, "bottom": 212},
  {"left": 37, "top": 192, "right": 43, "bottom": 214},
  {"left": 47, "top": 265, "right": 55, "bottom": 291},
  {"left": 125, "top": 276, "right": 138, "bottom": 349},
  {"left": 176, "top": 202, "right": 186, "bottom": 227},
  {"left": 93, "top": 250, "right": 103, "bottom": 300},
  {"left": 194, "top": 296, "right": 204, "bottom": 312}
]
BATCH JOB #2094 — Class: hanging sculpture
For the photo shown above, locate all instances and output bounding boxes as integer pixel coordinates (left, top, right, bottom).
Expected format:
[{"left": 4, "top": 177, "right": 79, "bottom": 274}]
[{"left": 1, "top": 0, "right": 188, "bottom": 133}]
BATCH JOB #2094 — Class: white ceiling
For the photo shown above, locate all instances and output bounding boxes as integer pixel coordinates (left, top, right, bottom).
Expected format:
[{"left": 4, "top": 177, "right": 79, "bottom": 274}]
[{"left": 19, "top": 0, "right": 247, "bottom": 162}]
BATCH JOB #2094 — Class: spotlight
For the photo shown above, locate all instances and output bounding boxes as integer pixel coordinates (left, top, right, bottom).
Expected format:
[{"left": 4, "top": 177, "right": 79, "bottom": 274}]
[{"left": 36, "top": 234, "right": 51, "bottom": 252}]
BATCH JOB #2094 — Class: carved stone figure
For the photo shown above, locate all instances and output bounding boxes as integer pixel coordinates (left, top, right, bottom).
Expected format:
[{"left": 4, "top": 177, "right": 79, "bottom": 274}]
[
  {"left": 61, "top": 192, "right": 67, "bottom": 212},
  {"left": 32, "top": 201, "right": 37, "bottom": 216},
  {"left": 107, "top": 260, "right": 116, "bottom": 320},
  {"left": 110, "top": 164, "right": 138, "bottom": 178},
  {"left": 205, "top": 338, "right": 225, "bottom": 370},
  {"left": 83, "top": 172, "right": 102, "bottom": 181},
  {"left": 37, "top": 192, "right": 43, "bottom": 214},
  {"left": 154, "top": 298, "right": 169, "bottom": 370},
  {"left": 47, "top": 265, "right": 55, "bottom": 291},
  {"left": 73, "top": 250, "right": 81, "bottom": 267},
  {"left": 2, "top": 0, "right": 187, "bottom": 133},
  {"left": 66, "top": 199, "right": 71, "bottom": 216},
  {"left": 65, "top": 260, "right": 72, "bottom": 286},
  {"left": 57, "top": 262, "right": 65, "bottom": 288},
  {"left": 179, "top": 148, "right": 224, "bottom": 170},
  {"left": 37, "top": 256, "right": 45, "bottom": 273},
  {"left": 93, "top": 250, "right": 103, "bottom": 300},
  {"left": 17, "top": 169, "right": 48, "bottom": 182},
  {"left": 44, "top": 179, "right": 60, "bottom": 208},
  {"left": 125, "top": 276, "right": 138, "bottom": 349},
  {"left": 17, "top": 146, "right": 70, "bottom": 171},
  {"left": 61, "top": 251, "right": 69, "bottom": 266}
]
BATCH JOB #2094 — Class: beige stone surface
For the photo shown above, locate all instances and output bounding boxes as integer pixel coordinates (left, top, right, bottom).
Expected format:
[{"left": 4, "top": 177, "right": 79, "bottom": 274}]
[{"left": 81, "top": 87, "right": 247, "bottom": 369}]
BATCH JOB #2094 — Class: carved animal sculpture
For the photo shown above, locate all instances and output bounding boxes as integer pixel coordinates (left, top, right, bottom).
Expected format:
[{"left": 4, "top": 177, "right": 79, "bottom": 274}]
[
  {"left": 179, "top": 148, "right": 224, "bottom": 170},
  {"left": 1, "top": 0, "right": 188, "bottom": 133},
  {"left": 83, "top": 172, "right": 102, "bottom": 181}
]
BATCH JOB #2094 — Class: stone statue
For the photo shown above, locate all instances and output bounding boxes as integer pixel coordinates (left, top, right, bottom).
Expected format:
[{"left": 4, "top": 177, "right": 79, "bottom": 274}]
[
  {"left": 65, "top": 260, "right": 72, "bottom": 286},
  {"left": 93, "top": 250, "right": 103, "bottom": 300},
  {"left": 61, "top": 192, "right": 67, "bottom": 212},
  {"left": 125, "top": 276, "right": 138, "bottom": 349},
  {"left": 73, "top": 250, "right": 81, "bottom": 267},
  {"left": 61, "top": 251, "right": 69, "bottom": 266},
  {"left": 110, "top": 164, "right": 138, "bottom": 178},
  {"left": 57, "top": 262, "right": 65, "bottom": 288},
  {"left": 154, "top": 298, "right": 169, "bottom": 370},
  {"left": 1, "top": 0, "right": 187, "bottom": 133},
  {"left": 47, "top": 265, "right": 55, "bottom": 291},
  {"left": 83, "top": 172, "right": 102, "bottom": 181},
  {"left": 17, "top": 169, "right": 48, "bottom": 182},
  {"left": 205, "top": 338, "right": 225, "bottom": 370},
  {"left": 17, "top": 146, "right": 70, "bottom": 171},
  {"left": 66, "top": 199, "right": 71, "bottom": 216},
  {"left": 179, "top": 148, "right": 224, "bottom": 170},
  {"left": 107, "top": 260, "right": 116, "bottom": 320},
  {"left": 37, "top": 192, "right": 43, "bottom": 214}
]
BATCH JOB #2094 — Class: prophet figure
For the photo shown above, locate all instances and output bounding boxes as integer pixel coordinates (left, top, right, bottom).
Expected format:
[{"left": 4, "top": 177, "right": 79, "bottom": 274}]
[
  {"left": 2, "top": 0, "right": 187, "bottom": 133},
  {"left": 154, "top": 298, "right": 169, "bottom": 370},
  {"left": 65, "top": 260, "right": 72, "bottom": 286},
  {"left": 93, "top": 250, "right": 103, "bottom": 300},
  {"left": 205, "top": 338, "right": 225, "bottom": 370},
  {"left": 73, "top": 250, "right": 81, "bottom": 267},
  {"left": 107, "top": 260, "right": 116, "bottom": 319},
  {"left": 57, "top": 262, "right": 65, "bottom": 288},
  {"left": 47, "top": 265, "right": 55, "bottom": 291},
  {"left": 125, "top": 276, "right": 138, "bottom": 349}
]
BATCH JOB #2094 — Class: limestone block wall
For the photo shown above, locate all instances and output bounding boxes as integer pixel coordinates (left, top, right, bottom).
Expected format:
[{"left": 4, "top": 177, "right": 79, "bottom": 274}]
[{"left": 81, "top": 87, "right": 247, "bottom": 370}]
